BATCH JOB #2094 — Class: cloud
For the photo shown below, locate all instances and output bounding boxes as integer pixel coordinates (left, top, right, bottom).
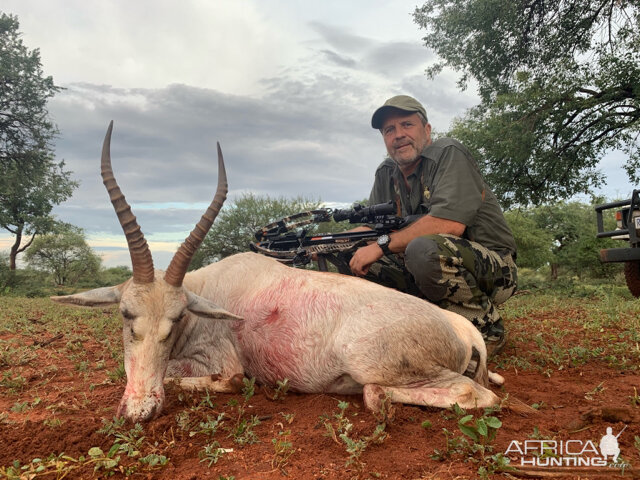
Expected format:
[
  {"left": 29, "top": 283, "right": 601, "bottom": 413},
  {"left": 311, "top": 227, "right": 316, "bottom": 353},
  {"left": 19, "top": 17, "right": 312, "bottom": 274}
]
[
  {"left": 320, "top": 49, "right": 357, "bottom": 68},
  {"left": 363, "top": 41, "right": 434, "bottom": 77},
  {"left": 308, "top": 21, "right": 373, "bottom": 53},
  {"left": 5, "top": 0, "right": 299, "bottom": 95}
]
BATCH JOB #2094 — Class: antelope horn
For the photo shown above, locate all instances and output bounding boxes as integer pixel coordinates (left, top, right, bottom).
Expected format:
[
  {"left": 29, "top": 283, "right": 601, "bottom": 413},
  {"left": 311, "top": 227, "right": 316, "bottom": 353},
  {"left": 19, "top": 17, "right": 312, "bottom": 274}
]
[
  {"left": 100, "top": 121, "right": 155, "bottom": 284},
  {"left": 164, "top": 142, "right": 227, "bottom": 287}
]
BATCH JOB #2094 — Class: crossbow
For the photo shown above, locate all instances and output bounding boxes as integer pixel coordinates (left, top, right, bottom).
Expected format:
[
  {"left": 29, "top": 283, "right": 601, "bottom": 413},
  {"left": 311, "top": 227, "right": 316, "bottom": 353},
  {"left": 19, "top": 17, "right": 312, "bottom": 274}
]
[{"left": 249, "top": 201, "right": 419, "bottom": 273}]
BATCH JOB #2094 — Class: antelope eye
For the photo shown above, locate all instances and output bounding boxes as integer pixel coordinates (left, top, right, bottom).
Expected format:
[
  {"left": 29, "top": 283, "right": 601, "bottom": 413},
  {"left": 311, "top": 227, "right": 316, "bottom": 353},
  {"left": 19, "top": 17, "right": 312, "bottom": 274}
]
[{"left": 121, "top": 309, "right": 135, "bottom": 320}]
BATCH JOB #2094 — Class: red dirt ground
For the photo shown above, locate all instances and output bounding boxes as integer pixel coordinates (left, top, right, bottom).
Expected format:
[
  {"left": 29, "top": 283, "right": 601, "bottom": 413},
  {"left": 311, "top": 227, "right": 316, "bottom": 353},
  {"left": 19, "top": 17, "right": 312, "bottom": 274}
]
[{"left": 1, "top": 304, "right": 639, "bottom": 479}]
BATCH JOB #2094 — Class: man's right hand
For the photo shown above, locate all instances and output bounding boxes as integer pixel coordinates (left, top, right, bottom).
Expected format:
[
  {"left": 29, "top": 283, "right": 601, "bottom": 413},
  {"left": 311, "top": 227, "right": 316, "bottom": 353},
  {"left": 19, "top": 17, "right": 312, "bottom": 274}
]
[{"left": 349, "top": 242, "right": 383, "bottom": 276}]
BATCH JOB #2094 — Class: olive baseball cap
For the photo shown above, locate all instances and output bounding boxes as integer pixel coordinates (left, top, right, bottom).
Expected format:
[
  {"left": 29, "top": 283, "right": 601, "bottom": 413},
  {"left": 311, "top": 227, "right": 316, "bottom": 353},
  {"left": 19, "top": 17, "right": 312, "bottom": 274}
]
[{"left": 371, "top": 95, "right": 428, "bottom": 129}]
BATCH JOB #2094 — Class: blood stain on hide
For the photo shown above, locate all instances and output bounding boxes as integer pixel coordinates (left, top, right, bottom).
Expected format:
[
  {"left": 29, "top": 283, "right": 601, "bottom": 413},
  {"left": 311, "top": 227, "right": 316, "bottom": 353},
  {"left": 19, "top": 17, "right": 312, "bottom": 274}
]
[{"left": 264, "top": 307, "right": 280, "bottom": 324}]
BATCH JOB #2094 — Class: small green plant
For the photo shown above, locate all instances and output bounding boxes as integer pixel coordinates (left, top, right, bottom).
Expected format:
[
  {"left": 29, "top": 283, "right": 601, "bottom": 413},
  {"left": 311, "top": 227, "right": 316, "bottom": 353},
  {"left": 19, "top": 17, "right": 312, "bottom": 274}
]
[
  {"left": 139, "top": 453, "right": 168, "bottom": 468},
  {"left": 0, "top": 344, "right": 37, "bottom": 368},
  {"left": 10, "top": 400, "right": 30, "bottom": 413},
  {"left": 584, "top": 381, "right": 606, "bottom": 400},
  {"left": 457, "top": 412, "right": 502, "bottom": 446},
  {"left": 320, "top": 400, "right": 388, "bottom": 471},
  {"left": 431, "top": 427, "right": 468, "bottom": 460},
  {"left": 271, "top": 429, "right": 295, "bottom": 471},
  {"left": 531, "top": 401, "right": 546, "bottom": 410},
  {"left": 272, "top": 378, "right": 290, "bottom": 401},
  {"left": 92, "top": 418, "right": 171, "bottom": 474},
  {"left": 199, "top": 442, "right": 229, "bottom": 467},
  {"left": 88, "top": 446, "right": 121, "bottom": 473},
  {"left": 198, "top": 389, "right": 216, "bottom": 409},
  {"left": 321, "top": 400, "right": 352, "bottom": 442},
  {"left": 478, "top": 453, "right": 512, "bottom": 479},
  {"left": 75, "top": 360, "right": 89, "bottom": 372},
  {"left": 44, "top": 417, "right": 63, "bottom": 428},
  {"left": 241, "top": 377, "right": 255, "bottom": 402},
  {"left": 110, "top": 423, "right": 146, "bottom": 457},
  {"left": 97, "top": 416, "right": 126, "bottom": 436},
  {"left": 0, "top": 372, "right": 26, "bottom": 393},
  {"left": 107, "top": 363, "right": 126, "bottom": 382},
  {"left": 629, "top": 387, "right": 640, "bottom": 407},
  {"left": 229, "top": 415, "right": 261, "bottom": 445},
  {"left": 432, "top": 404, "right": 511, "bottom": 479},
  {"left": 176, "top": 411, "right": 198, "bottom": 433},
  {"left": 193, "top": 413, "right": 226, "bottom": 437},
  {"left": 280, "top": 412, "right": 295, "bottom": 424},
  {"left": 222, "top": 377, "right": 261, "bottom": 446},
  {"left": 528, "top": 426, "right": 550, "bottom": 440},
  {"left": 0, "top": 453, "right": 80, "bottom": 479},
  {"left": 421, "top": 420, "right": 433, "bottom": 429}
]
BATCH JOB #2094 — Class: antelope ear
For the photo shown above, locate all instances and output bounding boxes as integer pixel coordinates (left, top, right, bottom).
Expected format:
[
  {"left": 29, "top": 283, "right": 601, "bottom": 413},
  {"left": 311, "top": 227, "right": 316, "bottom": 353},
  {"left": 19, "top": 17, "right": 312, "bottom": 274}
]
[
  {"left": 186, "top": 291, "right": 243, "bottom": 321},
  {"left": 51, "top": 285, "right": 123, "bottom": 307}
]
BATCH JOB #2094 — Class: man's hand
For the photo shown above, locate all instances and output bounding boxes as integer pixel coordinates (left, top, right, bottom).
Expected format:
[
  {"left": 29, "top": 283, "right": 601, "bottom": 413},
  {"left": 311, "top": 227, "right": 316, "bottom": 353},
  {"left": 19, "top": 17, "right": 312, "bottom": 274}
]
[{"left": 349, "top": 243, "right": 383, "bottom": 276}]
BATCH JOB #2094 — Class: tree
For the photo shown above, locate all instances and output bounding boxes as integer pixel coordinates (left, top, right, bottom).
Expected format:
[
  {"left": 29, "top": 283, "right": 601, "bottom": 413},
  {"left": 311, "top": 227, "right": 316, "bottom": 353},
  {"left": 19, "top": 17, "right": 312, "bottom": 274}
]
[
  {"left": 0, "top": 13, "right": 77, "bottom": 269},
  {"left": 96, "top": 265, "right": 132, "bottom": 287},
  {"left": 503, "top": 210, "right": 553, "bottom": 269},
  {"left": 414, "top": 1, "right": 640, "bottom": 207},
  {"left": 24, "top": 224, "right": 101, "bottom": 285},
  {"left": 511, "top": 200, "right": 619, "bottom": 279},
  {"left": 0, "top": 251, "right": 9, "bottom": 291},
  {"left": 190, "top": 193, "right": 322, "bottom": 269}
]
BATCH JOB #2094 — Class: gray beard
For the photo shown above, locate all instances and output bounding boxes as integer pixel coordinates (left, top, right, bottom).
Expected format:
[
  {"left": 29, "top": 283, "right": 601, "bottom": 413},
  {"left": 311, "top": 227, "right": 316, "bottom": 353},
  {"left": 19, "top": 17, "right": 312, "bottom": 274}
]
[{"left": 391, "top": 151, "right": 422, "bottom": 169}]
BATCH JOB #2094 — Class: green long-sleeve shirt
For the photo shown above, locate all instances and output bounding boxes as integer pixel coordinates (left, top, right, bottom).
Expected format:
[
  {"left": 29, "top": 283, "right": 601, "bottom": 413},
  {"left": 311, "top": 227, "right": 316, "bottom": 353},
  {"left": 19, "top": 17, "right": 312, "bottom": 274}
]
[{"left": 369, "top": 138, "right": 517, "bottom": 256}]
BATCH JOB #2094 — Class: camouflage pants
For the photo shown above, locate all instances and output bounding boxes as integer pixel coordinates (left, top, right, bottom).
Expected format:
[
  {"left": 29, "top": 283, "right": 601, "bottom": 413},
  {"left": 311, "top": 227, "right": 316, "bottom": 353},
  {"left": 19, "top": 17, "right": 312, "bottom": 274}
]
[{"left": 363, "top": 234, "right": 518, "bottom": 331}]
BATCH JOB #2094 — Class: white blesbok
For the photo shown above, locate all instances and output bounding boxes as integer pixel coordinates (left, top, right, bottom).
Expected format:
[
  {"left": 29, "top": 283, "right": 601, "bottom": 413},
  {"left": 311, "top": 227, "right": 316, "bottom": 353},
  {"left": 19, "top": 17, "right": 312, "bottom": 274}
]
[{"left": 52, "top": 123, "right": 504, "bottom": 422}]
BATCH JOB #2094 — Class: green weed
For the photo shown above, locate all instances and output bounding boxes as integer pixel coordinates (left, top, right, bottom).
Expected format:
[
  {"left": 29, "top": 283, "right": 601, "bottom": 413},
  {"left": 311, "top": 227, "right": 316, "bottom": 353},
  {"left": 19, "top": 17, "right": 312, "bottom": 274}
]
[
  {"left": 0, "top": 372, "right": 26, "bottom": 394},
  {"left": 0, "top": 342, "right": 37, "bottom": 368},
  {"left": 272, "top": 378, "right": 290, "bottom": 401},
  {"left": 432, "top": 404, "right": 512, "bottom": 479},
  {"left": 320, "top": 400, "right": 388, "bottom": 472},
  {"left": 97, "top": 416, "right": 126, "bottom": 435},
  {"left": 221, "top": 377, "right": 261, "bottom": 446},
  {"left": 229, "top": 415, "right": 261, "bottom": 445},
  {"left": 584, "top": 381, "right": 606, "bottom": 400},
  {"left": 272, "top": 429, "right": 295, "bottom": 471},
  {"left": 193, "top": 413, "right": 226, "bottom": 437},
  {"left": 43, "top": 417, "right": 63, "bottom": 428},
  {"left": 10, "top": 401, "right": 30, "bottom": 413},
  {"left": 241, "top": 377, "right": 255, "bottom": 402},
  {"left": 107, "top": 363, "right": 126, "bottom": 382},
  {"left": 199, "top": 442, "right": 229, "bottom": 467}
]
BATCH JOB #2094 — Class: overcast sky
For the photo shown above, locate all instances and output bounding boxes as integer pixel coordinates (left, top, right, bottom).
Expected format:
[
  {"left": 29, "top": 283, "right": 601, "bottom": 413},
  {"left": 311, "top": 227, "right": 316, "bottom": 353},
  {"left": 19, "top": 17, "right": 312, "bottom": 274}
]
[{"left": 1, "top": 1, "right": 634, "bottom": 269}]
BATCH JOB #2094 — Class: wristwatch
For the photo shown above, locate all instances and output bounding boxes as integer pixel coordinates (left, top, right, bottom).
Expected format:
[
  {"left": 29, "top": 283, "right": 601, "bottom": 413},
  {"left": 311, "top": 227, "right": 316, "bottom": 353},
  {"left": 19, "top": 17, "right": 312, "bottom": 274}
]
[{"left": 376, "top": 234, "right": 392, "bottom": 256}]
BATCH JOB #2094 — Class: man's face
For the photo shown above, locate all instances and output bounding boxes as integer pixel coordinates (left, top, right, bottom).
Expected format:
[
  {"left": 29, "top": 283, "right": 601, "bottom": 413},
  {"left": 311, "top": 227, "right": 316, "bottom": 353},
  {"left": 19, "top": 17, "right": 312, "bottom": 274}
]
[{"left": 380, "top": 111, "right": 432, "bottom": 168}]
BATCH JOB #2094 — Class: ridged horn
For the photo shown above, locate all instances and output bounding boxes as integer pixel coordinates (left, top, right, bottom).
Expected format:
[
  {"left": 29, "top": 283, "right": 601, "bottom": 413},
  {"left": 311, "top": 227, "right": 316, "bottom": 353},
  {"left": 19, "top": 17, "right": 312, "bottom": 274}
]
[
  {"left": 164, "top": 142, "right": 227, "bottom": 287},
  {"left": 100, "top": 121, "right": 155, "bottom": 284}
]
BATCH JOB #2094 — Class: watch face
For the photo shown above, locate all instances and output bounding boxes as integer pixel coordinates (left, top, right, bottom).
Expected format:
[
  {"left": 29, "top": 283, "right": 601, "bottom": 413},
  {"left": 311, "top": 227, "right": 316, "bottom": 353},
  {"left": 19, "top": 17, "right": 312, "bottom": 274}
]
[{"left": 377, "top": 234, "right": 390, "bottom": 246}]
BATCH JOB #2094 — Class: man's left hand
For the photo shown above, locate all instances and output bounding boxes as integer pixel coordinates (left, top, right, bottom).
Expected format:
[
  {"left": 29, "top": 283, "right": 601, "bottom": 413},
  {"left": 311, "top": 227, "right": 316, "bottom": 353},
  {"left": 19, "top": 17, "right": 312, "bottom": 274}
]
[{"left": 349, "top": 243, "right": 383, "bottom": 276}]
